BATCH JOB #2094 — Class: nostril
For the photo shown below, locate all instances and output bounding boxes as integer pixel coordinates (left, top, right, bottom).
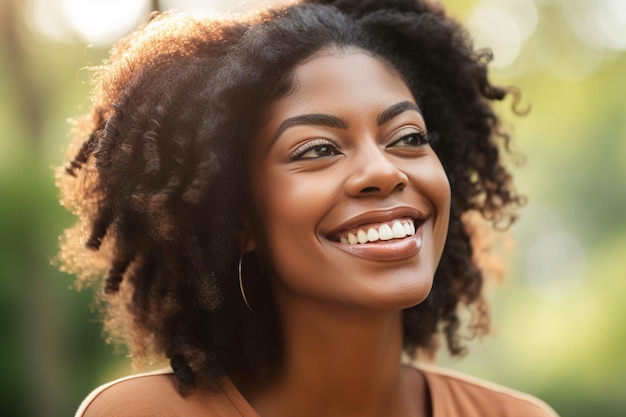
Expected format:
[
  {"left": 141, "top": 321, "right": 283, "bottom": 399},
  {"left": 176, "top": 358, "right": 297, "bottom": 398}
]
[{"left": 360, "top": 186, "right": 380, "bottom": 193}]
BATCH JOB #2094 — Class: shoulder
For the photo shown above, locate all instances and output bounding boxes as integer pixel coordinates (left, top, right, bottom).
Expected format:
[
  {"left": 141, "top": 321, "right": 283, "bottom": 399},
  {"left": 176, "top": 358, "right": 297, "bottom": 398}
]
[
  {"left": 76, "top": 369, "right": 247, "bottom": 417},
  {"left": 76, "top": 369, "right": 185, "bottom": 417},
  {"left": 415, "top": 364, "right": 560, "bottom": 417}
]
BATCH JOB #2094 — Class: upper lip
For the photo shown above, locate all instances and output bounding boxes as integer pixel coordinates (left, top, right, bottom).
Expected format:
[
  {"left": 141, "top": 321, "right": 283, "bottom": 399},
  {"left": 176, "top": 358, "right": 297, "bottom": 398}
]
[{"left": 325, "top": 206, "right": 426, "bottom": 237}]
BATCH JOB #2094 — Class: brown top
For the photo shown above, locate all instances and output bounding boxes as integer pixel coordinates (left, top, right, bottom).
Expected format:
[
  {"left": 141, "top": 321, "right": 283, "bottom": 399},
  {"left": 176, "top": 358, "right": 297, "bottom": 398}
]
[{"left": 76, "top": 365, "right": 559, "bottom": 417}]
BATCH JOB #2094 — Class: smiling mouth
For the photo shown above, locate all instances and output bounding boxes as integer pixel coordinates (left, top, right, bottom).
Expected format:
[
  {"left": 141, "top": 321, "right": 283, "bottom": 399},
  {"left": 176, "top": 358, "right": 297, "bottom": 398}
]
[{"left": 332, "top": 217, "right": 422, "bottom": 245}]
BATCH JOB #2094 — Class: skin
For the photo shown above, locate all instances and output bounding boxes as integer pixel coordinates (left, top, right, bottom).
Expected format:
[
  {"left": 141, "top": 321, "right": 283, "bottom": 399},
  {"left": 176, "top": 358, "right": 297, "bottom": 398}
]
[{"left": 241, "top": 48, "right": 451, "bottom": 417}]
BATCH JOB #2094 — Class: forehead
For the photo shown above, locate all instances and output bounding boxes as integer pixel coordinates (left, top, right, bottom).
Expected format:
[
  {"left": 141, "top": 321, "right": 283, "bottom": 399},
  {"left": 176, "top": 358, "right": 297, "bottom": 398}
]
[{"left": 271, "top": 49, "right": 416, "bottom": 119}]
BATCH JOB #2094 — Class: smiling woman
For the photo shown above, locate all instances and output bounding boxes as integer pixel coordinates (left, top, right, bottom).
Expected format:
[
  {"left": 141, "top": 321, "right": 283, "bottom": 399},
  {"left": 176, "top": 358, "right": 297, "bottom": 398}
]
[{"left": 56, "top": 1, "right": 558, "bottom": 416}]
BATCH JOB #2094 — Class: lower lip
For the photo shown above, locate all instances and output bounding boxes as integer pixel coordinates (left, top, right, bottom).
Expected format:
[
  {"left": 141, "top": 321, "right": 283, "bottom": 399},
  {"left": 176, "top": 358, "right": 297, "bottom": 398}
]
[{"left": 330, "top": 223, "right": 424, "bottom": 262}]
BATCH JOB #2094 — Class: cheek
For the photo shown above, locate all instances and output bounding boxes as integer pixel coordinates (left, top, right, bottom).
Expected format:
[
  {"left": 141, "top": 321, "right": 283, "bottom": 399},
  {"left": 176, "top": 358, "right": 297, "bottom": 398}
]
[
  {"left": 252, "top": 187, "right": 315, "bottom": 291},
  {"left": 256, "top": 171, "right": 307, "bottom": 227},
  {"left": 251, "top": 168, "right": 325, "bottom": 258},
  {"left": 431, "top": 162, "right": 451, "bottom": 216},
  {"left": 410, "top": 156, "right": 451, "bottom": 251},
  {"left": 409, "top": 156, "right": 451, "bottom": 213},
  {"left": 432, "top": 162, "right": 452, "bottom": 253}
]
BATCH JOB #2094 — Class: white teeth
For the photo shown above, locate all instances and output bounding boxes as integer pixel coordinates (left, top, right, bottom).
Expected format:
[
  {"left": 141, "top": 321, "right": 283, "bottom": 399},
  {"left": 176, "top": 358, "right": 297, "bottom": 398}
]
[
  {"left": 391, "top": 221, "right": 406, "bottom": 238},
  {"left": 378, "top": 224, "right": 393, "bottom": 240},
  {"left": 338, "top": 218, "right": 418, "bottom": 245},
  {"left": 357, "top": 229, "right": 368, "bottom": 244}
]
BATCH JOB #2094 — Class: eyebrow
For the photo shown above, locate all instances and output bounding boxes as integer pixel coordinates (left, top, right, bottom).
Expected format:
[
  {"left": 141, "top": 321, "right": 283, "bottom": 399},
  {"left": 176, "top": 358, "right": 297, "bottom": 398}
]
[
  {"left": 268, "top": 113, "right": 347, "bottom": 150},
  {"left": 377, "top": 101, "right": 421, "bottom": 126},
  {"left": 266, "top": 100, "right": 422, "bottom": 153}
]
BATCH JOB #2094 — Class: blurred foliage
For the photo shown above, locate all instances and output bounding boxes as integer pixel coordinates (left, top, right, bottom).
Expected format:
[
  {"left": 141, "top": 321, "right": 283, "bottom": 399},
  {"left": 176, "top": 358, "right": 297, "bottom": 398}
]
[{"left": 0, "top": 0, "right": 624, "bottom": 416}]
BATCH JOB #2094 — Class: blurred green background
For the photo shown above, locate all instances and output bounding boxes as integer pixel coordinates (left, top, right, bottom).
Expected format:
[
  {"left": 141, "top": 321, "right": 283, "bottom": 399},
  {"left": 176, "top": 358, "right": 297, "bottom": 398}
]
[{"left": 1, "top": 0, "right": 624, "bottom": 416}]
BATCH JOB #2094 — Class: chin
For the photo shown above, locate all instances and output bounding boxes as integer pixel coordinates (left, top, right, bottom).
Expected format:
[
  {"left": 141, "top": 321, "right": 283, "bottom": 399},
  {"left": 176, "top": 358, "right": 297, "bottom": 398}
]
[{"left": 358, "top": 277, "right": 434, "bottom": 312}]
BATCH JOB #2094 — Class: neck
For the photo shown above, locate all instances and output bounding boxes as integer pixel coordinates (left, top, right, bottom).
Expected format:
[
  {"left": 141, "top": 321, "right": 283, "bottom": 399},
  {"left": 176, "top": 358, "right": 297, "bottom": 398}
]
[{"left": 246, "top": 294, "right": 427, "bottom": 417}]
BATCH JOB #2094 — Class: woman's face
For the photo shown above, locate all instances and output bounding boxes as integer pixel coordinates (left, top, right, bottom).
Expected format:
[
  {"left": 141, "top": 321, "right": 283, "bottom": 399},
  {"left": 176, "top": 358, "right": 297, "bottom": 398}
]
[{"left": 247, "top": 49, "right": 450, "bottom": 311}]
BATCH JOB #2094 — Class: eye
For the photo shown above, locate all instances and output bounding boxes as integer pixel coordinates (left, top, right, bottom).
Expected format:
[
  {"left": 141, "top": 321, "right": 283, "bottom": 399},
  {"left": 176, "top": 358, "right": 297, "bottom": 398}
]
[
  {"left": 388, "top": 129, "right": 430, "bottom": 148},
  {"left": 290, "top": 139, "right": 341, "bottom": 161}
]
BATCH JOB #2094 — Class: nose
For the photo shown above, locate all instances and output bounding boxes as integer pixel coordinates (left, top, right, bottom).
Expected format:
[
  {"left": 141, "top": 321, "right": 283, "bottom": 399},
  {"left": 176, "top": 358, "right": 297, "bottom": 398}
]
[{"left": 344, "top": 143, "right": 408, "bottom": 197}]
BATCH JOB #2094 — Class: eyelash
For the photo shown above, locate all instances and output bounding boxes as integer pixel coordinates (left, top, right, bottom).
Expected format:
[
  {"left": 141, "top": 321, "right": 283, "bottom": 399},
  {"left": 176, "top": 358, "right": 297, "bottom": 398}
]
[
  {"left": 288, "top": 129, "right": 434, "bottom": 161},
  {"left": 289, "top": 138, "right": 341, "bottom": 161},
  {"left": 388, "top": 130, "right": 432, "bottom": 148}
]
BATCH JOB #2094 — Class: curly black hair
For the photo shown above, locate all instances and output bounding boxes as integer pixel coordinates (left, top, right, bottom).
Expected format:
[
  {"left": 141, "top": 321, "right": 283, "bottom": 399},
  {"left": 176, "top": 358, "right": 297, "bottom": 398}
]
[{"left": 57, "top": 0, "right": 523, "bottom": 394}]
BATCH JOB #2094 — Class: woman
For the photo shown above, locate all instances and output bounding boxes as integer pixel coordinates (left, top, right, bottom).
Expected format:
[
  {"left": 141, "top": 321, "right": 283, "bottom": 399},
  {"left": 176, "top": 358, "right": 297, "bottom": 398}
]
[{"left": 57, "top": 0, "right": 559, "bottom": 416}]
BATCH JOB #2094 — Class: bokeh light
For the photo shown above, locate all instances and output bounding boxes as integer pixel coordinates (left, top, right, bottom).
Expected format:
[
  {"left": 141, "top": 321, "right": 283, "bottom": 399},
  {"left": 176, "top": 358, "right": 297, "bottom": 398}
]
[
  {"left": 27, "top": 0, "right": 292, "bottom": 45},
  {"left": 568, "top": 0, "right": 626, "bottom": 52},
  {"left": 467, "top": 0, "right": 538, "bottom": 68},
  {"left": 28, "top": 0, "right": 150, "bottom": 45}
]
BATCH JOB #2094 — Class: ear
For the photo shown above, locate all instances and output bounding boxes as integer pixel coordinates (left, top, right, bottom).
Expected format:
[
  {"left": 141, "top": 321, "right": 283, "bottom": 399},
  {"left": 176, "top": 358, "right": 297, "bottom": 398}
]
[{"left": 237, "top": 210, "right": 257, "bottom": 253}]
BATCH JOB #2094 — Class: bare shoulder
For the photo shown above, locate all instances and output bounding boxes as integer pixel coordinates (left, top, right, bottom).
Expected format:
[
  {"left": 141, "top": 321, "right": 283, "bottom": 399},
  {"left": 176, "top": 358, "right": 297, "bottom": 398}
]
[
  {"left": 76, "top": 369, "right": 243, "bottom": 417},
  {"left": 77, "top": 370, "right": 186, "bottom": 417},
  {"left": 415, "top": 364, "right": 560, "bottom": 417}
]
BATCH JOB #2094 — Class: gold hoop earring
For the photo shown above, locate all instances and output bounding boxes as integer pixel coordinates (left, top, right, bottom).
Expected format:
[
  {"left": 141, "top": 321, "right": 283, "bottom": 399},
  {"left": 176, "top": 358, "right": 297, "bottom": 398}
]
[{"left": 238, "top": 252, "right": 255, "bottom": 312}]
